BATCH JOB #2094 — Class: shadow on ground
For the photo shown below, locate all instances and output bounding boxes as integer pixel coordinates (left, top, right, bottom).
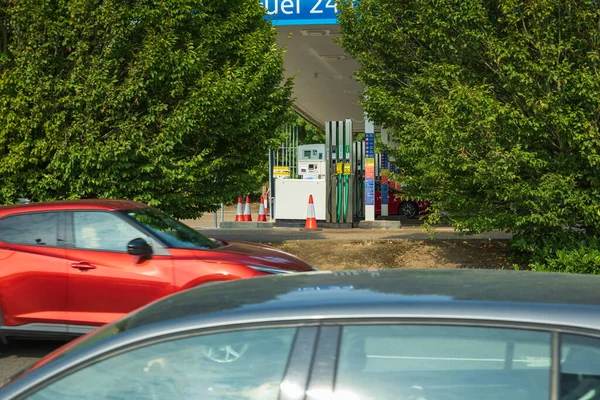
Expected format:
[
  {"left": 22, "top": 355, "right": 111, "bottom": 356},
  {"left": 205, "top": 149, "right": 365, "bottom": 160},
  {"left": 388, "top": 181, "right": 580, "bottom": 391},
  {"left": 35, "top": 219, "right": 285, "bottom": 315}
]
[{"left": 0, "top": 340, "right": 67, "bottom": 381}]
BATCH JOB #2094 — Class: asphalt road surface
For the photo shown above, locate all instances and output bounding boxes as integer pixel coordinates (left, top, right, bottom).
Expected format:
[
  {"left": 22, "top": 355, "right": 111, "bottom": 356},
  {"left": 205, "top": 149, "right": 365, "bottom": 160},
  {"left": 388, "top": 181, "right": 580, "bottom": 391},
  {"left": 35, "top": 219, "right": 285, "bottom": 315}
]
[
  {"left": 0, "top": 339, "right": 68, "bottom": 383},
  {"left": 183, "top": 210, "right": 428, "bottom": 229}
]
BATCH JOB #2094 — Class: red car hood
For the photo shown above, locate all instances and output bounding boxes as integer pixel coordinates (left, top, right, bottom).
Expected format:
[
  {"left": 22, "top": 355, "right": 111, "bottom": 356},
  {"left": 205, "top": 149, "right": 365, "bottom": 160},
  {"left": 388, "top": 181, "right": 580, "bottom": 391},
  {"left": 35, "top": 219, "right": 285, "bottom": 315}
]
[{"left": 197, "top": 240, "right": 315, "bottom": 272}]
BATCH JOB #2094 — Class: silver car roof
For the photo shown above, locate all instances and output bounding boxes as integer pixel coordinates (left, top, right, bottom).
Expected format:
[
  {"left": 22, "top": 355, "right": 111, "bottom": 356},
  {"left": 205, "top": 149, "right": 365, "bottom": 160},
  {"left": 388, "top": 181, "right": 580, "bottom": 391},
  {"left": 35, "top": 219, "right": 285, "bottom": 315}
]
[{"left": 3, "top": 269, "right": 600, "bottom": 399}]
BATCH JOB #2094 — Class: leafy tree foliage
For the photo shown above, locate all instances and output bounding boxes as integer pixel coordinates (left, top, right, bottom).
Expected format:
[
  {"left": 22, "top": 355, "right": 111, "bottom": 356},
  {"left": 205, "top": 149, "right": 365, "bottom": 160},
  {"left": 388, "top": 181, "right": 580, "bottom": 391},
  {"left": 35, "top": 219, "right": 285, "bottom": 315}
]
[
  {"left": 295, "top": 114, "right": 325, "bottom": 145},
  {"left": 0, "top": 0, "right": 292, "bottom": 218},
  {"left": 0, "top": 0, "right": 9, "bottom": 67},
  {"left": 338, "top": 0, "right": 600, "bottom": 270}
]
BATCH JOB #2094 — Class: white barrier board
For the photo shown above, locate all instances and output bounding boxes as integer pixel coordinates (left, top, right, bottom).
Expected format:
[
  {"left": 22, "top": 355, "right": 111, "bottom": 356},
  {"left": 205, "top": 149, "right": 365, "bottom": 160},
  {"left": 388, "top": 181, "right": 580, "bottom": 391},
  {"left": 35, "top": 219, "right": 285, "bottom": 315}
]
[{"left": 275, "top": 179, "right": 326, "bottom": 220}]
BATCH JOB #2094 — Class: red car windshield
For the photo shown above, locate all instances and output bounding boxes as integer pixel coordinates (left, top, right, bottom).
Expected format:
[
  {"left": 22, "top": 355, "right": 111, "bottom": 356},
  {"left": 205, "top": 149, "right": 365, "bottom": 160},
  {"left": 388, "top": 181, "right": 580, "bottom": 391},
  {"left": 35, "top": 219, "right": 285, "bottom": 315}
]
[{"left": 121, "top": 208, "right": 221, "bottom": 250}]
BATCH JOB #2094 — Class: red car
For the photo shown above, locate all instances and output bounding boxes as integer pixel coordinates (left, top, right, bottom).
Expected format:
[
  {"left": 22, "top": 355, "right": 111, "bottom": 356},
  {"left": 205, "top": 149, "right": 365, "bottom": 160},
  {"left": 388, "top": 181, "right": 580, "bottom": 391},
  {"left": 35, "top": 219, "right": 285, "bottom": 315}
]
[
  {"left": 0, "top": 199, "right": 314, "bottom": 340},
  {"left": 375, "top": 182, "right": 430, "bottom": 219}
]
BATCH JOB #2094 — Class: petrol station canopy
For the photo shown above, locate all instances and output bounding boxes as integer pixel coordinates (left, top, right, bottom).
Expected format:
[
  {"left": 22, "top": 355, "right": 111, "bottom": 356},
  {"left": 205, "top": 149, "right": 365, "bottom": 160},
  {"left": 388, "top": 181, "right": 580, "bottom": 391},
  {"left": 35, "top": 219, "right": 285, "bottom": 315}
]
[{"left": 263, "top": 0, "right": 366, "bottom": 132}]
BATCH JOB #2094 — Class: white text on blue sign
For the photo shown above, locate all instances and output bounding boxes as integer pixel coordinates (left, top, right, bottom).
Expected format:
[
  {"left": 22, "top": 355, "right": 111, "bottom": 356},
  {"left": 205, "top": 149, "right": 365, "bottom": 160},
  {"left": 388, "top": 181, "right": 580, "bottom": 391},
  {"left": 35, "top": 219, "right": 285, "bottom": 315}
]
[{"left": 260, "top": 0, "right": 340, "bottom": 25}]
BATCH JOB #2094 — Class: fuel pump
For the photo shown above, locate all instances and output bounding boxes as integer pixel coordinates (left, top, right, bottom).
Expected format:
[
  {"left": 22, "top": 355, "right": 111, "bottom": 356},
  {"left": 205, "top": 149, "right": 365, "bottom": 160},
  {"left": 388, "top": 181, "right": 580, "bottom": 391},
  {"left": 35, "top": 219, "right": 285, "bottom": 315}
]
[
  {"left": 353, "top": 141, "right": 365, "bottom": 219},
  {"left": 325, "top": 120, "right": 354, "bottom": 225}
]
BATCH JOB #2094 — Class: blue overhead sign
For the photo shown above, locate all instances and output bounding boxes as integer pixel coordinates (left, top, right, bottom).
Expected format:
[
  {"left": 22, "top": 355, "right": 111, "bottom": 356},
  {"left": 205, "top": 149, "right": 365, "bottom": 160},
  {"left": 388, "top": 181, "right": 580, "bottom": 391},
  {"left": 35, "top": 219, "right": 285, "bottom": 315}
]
[{"left": 261, "top": 0, "right": 340, "bottom": 26}]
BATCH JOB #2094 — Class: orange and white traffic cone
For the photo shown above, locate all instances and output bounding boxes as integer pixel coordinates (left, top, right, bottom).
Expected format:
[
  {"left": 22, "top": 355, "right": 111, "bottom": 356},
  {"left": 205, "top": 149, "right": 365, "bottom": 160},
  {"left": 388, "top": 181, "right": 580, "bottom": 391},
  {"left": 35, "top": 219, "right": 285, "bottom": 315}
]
[
  {"left": 257, "top": 201, "right": 267, "bottom": 222},
  {"left": 304, "top": 194, "right": 319, "bottom": 229},
  {"left": 243, "top": 195, "right": 253, "bottom": 222},
  {"left": 263, "top": 195, "right": 269, "bottom": 216},
  {"left": 235, "top": 196, "right": 244, "bottom": 222}
]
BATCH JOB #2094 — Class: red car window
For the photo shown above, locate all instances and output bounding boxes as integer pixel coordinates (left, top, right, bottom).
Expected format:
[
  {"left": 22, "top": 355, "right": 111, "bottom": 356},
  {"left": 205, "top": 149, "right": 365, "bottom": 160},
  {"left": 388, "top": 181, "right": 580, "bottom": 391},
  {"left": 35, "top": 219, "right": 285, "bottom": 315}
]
[
  {"left": 72, "top": 212, "right": 148, "bottom": 252},
  {"left": 0, "top": 212, "right": 58, "bottom": 247}
]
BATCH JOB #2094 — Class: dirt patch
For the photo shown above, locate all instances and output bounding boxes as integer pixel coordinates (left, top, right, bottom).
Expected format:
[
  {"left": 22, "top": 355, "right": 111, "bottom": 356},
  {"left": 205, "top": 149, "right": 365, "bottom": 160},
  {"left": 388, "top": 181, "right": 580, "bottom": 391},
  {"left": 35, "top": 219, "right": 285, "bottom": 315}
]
[{"left": 270, "top": 240, "right": 514, "bottom": 270}]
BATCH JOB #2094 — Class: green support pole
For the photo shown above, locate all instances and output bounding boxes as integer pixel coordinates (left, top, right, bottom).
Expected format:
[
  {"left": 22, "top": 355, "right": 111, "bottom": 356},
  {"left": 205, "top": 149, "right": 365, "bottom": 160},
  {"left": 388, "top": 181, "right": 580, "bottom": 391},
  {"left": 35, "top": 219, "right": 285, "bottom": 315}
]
[
  {"left": 342, "top": 132, "right": 349, "bottom": 222},
  {"left": 336, "top": 125, "right": 342, "bottom": 223},
  {"left": 344, "top": 173, "right": 349, "bottom": 221}
]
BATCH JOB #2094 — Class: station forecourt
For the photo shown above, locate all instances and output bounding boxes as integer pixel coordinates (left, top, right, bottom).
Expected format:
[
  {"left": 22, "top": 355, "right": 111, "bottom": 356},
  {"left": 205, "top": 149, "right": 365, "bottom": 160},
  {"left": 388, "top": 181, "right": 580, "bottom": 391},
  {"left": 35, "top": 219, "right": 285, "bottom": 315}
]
[{"left": 260, "top": 0, "right": 397, "bottom": 228}]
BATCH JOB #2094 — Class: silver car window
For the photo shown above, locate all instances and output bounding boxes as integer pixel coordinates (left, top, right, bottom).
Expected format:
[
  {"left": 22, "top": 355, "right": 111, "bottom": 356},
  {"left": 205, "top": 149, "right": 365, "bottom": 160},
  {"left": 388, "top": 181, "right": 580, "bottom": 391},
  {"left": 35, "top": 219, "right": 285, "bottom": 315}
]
[
  {"left": 560, "top": 334, "right": 600, "bottom": 400},
  {"left": 26, "top": 327, "right": 297, "bottom": 400},
  {"left": 335, "top": 325, "right": 551, "bottom": 400}
]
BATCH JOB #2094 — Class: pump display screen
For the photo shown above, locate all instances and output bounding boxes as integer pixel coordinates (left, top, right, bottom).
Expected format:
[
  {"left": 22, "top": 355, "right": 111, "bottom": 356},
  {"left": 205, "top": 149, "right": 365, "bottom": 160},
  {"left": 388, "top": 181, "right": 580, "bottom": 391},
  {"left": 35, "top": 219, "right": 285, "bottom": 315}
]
[{"left": 304, "top": 150, "right": 311, "bottom": 158}]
